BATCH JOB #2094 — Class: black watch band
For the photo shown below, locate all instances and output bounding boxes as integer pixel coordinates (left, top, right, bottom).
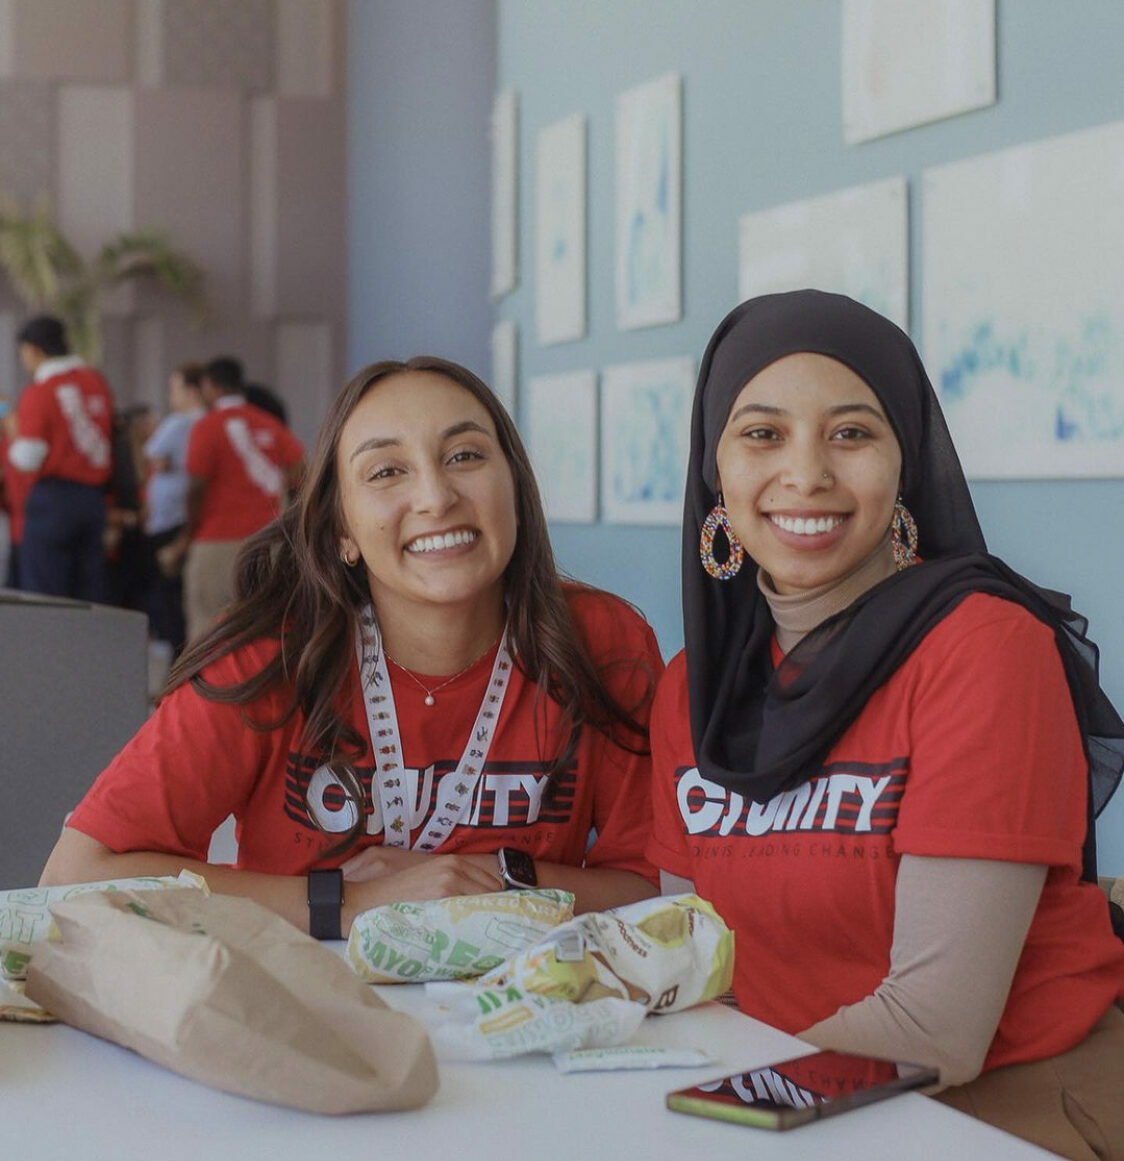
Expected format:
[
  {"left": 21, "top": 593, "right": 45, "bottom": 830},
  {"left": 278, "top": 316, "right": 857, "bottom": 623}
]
[{"left": 307, "top": 868, "right": 344, "bottom": 940}]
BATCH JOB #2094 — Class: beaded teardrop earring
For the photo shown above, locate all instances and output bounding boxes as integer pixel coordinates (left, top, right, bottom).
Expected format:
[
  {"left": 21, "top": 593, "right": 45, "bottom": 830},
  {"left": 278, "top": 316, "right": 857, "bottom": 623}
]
[{"left": 699, "top": 498, "right": 745, "bottom": 581}]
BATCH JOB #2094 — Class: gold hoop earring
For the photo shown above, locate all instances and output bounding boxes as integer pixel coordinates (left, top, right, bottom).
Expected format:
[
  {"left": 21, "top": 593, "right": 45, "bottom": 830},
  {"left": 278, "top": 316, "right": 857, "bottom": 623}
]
[
  {"left": 891, "top": 499, "right": 918, "bottom": 571},
  {"left": 699, "top": 498, "right": 745, "bottom": 581},
  {"left": 340, "top": 547, "right": 359, "bottom": 568}
]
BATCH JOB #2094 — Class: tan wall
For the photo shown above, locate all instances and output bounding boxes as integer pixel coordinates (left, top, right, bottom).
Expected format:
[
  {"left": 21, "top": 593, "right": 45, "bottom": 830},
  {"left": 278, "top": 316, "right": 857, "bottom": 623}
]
[{"left": 0, "top": 0, "right": 347, "bottom": 445}]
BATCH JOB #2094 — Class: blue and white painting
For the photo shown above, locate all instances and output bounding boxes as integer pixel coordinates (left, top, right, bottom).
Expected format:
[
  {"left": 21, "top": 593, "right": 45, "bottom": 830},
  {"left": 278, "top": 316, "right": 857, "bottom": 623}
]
[
  {"left": 490, "top": 90, "right": 518, "bottom": 299},
  {"left": 843, "top": 0, "right": 995, "bottom": 144},
  {"left": 535, "top": 113, "right": 586, "bottom": 345},
  {"left": 615, "top": 73, "right": 682, "bottom": 331},
  {"left": 923, "top": 120, "right": 1124, "bottom": 478},
  {"left": 738, "top": 176, "right": 909, "bottom": 329},
  {"left": 489, "top": 319, "right": 518, "bottom": 420},
  {"left": 526, "top": 370, "right": 597, "bottom": 523},
  {"left": 601, "top": 357, "right": 694, "bottom": 524}
]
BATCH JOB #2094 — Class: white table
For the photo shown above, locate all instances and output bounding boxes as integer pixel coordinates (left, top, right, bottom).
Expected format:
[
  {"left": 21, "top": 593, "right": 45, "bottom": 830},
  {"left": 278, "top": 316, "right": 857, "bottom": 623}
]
[{"left": 0, "top": 978, "right": 1058, "bottom": 1161}]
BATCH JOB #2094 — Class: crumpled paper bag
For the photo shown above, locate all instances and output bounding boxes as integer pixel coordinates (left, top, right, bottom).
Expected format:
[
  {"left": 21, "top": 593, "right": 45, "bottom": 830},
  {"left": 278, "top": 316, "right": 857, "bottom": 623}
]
[
  {"left": 349, "top": 888, "right": 575, "bottom": 983},
  {"left": 422, "top": 893, "right": 734, "bottom": 1060},
  {"left": 25, "top": 889, "right": 438, "bottom": 1114}
]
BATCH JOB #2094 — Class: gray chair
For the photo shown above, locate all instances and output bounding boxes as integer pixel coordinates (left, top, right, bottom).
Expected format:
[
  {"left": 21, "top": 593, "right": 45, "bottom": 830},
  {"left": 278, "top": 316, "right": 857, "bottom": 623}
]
[{"left": 0, "top": 590, "right": 148, "bottom": 888}]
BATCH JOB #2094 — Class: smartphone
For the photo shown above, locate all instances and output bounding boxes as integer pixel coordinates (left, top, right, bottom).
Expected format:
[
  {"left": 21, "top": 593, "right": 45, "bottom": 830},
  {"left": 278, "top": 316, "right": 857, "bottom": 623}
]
[{"left": 666, "top": 1050, "right": 939, "bottom": 1131}]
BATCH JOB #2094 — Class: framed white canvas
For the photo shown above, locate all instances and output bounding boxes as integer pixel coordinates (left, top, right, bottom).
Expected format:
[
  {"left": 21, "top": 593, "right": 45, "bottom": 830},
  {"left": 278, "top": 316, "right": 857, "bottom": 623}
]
[
  {"left": 535, "top": 113, "right": 586, "bottom": 345},
  {"left": 922, "top": 120, "right": 1124, "bottom": 478},
  {"left": 601, "top": 357, "right": 694, "bottom": 525},
  {"left": 525, "top": 370, "right": 598, "bottom": 523},
  {"left": 490, "top": 318, "right": 518, "bottom": 419},
  {"left": 842, "top": 0, "right": 995, "bottom": 144},
  {"left": 490, "top": 89, "right": 519, "bottom": 299},
  {"left": 614, "top": 73, "right": 682, "bottom": 330},
  {"left": 738, "top": 176, "right": 908, "bottom": 329}
]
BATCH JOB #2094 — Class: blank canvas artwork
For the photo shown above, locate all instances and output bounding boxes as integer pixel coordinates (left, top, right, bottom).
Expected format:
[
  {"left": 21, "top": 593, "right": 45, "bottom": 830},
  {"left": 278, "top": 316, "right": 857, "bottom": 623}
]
[
  {"left": 525, "top": 370, "right": 598, "bottom": 523},
  {"left": 601, "top": 357, "right": 694, "bottom": 525},
  {"left": 490, "top": 318, "right": 518, "bottom": 419},
  {"left": 923, "top": 119, "right": 1124, "bottom": 478},
  {"left": 615, "top": 73, "right": 682, "bottom": 330},
  {"left": 490, "top": 89, "right": 518, "bottom": 299},
  {"left": 535, "top": 113, "right": 586, "bottom": 345},
  {"left": 842, "top": 0, "right": 995, "bottom": 144},
  {"left": 738, "top": 176, "right": 908, "bottom": 329}
]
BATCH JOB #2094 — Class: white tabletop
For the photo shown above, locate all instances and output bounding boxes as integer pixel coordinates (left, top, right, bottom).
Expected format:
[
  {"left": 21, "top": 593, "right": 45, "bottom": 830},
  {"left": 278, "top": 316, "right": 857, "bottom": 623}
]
[{"left": 0, "top": 978, "right": 1057, "bottom": 1161}]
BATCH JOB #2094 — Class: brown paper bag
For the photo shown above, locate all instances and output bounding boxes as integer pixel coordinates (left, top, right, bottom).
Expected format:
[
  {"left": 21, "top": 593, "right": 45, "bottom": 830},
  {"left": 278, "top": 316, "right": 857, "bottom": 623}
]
[{"left": 24, "top": 889, "right": 438, "bottom": 1114}]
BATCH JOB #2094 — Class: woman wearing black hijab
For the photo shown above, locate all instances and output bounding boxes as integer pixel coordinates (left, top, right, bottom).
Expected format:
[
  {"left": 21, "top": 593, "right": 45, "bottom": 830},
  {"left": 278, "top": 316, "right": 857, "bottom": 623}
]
[{"left": 648, "top": 291, "right": 1124, "bottom": 1158}]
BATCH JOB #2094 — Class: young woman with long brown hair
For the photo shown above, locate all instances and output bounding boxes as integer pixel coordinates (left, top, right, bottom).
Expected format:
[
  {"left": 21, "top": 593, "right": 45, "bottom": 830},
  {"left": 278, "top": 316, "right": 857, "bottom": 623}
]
[{"left": 43, "top": 357, "right": 662, "bottom": 934}]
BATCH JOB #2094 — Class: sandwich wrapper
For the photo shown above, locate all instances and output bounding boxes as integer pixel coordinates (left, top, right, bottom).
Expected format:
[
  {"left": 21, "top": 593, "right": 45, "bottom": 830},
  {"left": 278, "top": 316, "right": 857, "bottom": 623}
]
[
  {"left": 24, "top": 888, "right": 438, "bottom": 1114},
  {"left": 419, "top": 893, "right": 734, "bottom": 1061},
  {"left": 349, "top": 888, "right": 575, "bottom": 983}
]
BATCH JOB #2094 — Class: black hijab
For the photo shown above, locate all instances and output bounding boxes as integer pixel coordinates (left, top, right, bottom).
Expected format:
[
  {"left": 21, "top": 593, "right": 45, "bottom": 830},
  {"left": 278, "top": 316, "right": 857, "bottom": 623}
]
[{"left": 683, "top": 290, "right": 1123, "bottom": 878}]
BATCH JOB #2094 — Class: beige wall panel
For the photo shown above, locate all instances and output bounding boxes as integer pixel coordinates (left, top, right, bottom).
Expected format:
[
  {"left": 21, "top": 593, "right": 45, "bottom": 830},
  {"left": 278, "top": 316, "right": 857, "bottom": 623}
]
[
  {"left": 0, "top": 80, "right": 54, "bottom": 203},
  {"left": 98, "top": 315, "right": 134, "bottom": 403},
  {"left": 0, "top": 1, "right": 15, "bottom": 78},
  {"left": 274, "top": 99, "right": 346, "bottom": 318},
  {"left": 156, "top": 310, "right": 273, "bottom": 396},
  {"left": 133, "top": 88, "right": 245, "bottom": 322},
  {"left": 276, "top": 0, "right": 333, "bottom": 98},
  {"left": 134, "top": 0, "right": 164, "bottom": 87},
  {"left": 57, "top": 86, "right": 134, "bottom": 256},
  {"left": 132, "top": 313, "right": 167, "bottom": 411},
  {"left": 12, "top": 0, "right": 132, "bottom": 83},
  {"left": 162, "top": 0, "right": 273, "bottom": 92},
  {"left": 274, "top": 320, "right": 332, "bottom": 446},
  {"left": 249, "top": 96, "right": 278, "bottom": 317}
]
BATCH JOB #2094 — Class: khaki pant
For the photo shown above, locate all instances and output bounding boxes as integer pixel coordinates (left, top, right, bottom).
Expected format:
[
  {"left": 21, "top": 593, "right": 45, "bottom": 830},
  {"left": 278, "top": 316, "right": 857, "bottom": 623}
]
[
  {"left": 933, "top": 1003, "right": 1124, "bottom": 1161},
  {"left": 183, "top": 538, "right": 246, "bottom": 644}
]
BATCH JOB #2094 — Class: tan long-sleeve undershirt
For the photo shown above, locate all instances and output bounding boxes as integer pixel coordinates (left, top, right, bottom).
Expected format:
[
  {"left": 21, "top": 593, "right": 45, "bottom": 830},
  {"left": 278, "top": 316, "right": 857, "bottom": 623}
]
[{"left": 798, "top": 854, "right": 1047, "bottom": 1088}]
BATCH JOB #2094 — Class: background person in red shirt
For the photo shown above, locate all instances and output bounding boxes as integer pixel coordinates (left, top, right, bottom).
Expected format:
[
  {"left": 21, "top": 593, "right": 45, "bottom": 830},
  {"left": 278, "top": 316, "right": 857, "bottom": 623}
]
[
  {"left": 179, "top": 356, "right": 304, "bottom": 642},
  {"left": 6, "top": 315, "right": 114, "bottom": 601}
]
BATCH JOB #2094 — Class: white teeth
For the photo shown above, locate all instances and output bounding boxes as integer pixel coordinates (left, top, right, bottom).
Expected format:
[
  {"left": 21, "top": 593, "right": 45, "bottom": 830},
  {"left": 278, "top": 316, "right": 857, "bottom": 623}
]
[
  {"left": 769, "top": 514, "right": 844, "bottom": 536},
  {"left": 406, "top": 529, "right": 478, "bottom": 554}
]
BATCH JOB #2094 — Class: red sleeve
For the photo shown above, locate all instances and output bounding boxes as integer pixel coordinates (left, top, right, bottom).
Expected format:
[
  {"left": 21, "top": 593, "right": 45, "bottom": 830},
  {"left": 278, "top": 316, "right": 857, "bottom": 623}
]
[
  {"left": 646, "top": 654, "right": 697, "bottom": 879},
  {"left": 570, "top": 591, "right": 664, "bottom": 886},
  {"left": 16, "top": 382, "right": 51, "bottom": 442},
  {"left": 66, "top": 642, "right": 281, "bottom": 860},
  {"left": 185, "top": 414, "right": 217, "bottom": 480},
  {"left": 893, "top": 594, "right": 1088, "bottom": 868}
]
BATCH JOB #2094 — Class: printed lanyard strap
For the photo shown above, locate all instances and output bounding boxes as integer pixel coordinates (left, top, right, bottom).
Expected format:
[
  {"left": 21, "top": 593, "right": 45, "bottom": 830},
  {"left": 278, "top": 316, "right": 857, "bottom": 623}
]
[{"left": 355, "top": 604, "right": 514, "bottom": 851}]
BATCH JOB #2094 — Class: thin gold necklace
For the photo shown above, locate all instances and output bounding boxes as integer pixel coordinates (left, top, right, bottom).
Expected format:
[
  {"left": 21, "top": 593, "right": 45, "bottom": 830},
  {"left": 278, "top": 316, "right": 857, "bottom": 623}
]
[{"left": 384, "top": 647, "right": 492, "bottom": 707}]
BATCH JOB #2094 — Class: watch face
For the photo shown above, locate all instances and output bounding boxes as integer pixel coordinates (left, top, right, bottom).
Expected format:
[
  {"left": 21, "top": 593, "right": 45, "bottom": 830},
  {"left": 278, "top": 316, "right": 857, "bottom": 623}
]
[{"left": 499, "top": 847, "right": 537, "bottom": 889}]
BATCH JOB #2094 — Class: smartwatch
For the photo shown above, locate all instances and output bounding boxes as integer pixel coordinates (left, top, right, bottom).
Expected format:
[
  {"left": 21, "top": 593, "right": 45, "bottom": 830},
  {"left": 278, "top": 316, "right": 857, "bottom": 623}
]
[
  {"left": 497, "top": 847, "right": 538, "bottom": 890},
  {"left": 307, "top": 868, "right": 344, "bottom": 940}
]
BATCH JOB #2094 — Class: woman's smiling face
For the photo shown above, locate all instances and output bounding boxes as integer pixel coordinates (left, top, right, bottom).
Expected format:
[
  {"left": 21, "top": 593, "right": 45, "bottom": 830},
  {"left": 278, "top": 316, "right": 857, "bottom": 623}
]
[
  {"left": 335, "top": 369, "right": 518, "bottom": 622},
  {"left": 715, "top": 352, "right": 902, "bottom": 595}
]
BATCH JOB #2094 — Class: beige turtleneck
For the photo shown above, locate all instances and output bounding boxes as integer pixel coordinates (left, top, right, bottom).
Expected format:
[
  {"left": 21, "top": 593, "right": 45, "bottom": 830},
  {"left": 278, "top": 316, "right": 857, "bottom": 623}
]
[{"left": 758, "top": 533, "right": 897, "bottom": 653}]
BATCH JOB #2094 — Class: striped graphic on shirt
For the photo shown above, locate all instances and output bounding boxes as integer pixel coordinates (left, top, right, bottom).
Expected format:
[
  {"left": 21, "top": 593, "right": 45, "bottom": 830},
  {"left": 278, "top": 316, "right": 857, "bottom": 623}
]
[
  {"left": 675, "top": 757, "right": 908, "bottom": 839},
  {"left": 283, "top": 755, "right": 577, "bottom": 836}
]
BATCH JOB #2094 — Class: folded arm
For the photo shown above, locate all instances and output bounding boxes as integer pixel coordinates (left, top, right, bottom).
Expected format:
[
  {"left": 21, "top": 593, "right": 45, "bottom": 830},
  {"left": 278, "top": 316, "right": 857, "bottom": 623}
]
[{"left": 798, "top": 854, "right": 1046, "bottom": 1087}]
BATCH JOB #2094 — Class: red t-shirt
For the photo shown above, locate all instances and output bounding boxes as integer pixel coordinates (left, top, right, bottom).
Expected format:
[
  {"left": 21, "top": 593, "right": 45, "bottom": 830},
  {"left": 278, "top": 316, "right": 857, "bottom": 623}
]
[
  {"left": 185, "top": 397, "right": 303, "bottom": 541},
  {"left": 647, "top": 593, "right": 1124, "bottom": 1072},
  {"left": 70, "top": 587, "right": 663, "bottom": 884},
  {"left": 15, "top": 359, "right": 113, "bottom": 486}
]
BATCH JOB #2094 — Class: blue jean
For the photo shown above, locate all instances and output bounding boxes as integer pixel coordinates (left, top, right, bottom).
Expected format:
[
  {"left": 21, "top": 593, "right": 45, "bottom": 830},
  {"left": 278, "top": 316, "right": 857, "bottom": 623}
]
[{"left": 20, "top": 478, "right": 107, "bottom": 602}]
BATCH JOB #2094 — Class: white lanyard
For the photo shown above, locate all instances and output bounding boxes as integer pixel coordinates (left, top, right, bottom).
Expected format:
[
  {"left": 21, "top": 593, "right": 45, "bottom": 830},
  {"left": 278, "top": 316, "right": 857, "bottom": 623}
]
[{"left": 355, "top": 604, "right": 514, "bottom": 851}]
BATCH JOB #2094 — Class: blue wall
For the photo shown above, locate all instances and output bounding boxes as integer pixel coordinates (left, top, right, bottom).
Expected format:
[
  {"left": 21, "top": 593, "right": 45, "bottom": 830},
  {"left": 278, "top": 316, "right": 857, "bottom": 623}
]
[
  {"left": 347, "top": 0, "right": 495, "bottom": 379},
  {"left": 492, "top": 0, "right": 1124, "bottom": 871},
  {"left": 349, "top": 1, "right": 1124, "bottom": 870}
]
